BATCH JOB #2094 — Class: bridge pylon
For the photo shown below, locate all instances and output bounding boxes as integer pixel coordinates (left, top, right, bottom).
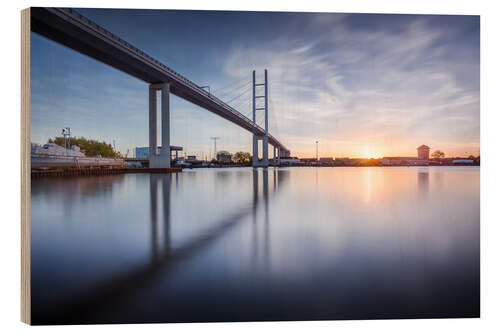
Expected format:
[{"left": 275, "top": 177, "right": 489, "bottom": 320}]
[
  {"left": 149, "top": 83, "right": 171, "bottom": 168},
  {"left": 252, "top": 70, "right": 270, "bottom": 168}
]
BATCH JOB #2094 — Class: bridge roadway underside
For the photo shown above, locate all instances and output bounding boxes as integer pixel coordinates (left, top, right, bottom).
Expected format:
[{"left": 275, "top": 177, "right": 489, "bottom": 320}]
[{"left": 30, "top": 8, "right": 290, "bottom": 160}]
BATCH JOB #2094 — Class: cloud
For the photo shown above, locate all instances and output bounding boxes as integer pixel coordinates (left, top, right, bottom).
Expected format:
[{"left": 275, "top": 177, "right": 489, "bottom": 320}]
[{"left": 220, "top": 15, "right": 479, "bottom": 157}]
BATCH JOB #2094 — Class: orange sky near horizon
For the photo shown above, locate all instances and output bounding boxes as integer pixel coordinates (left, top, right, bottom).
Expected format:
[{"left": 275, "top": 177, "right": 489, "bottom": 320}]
[{"left": 289, "top": 142, "right": 480, "bottom": 159}]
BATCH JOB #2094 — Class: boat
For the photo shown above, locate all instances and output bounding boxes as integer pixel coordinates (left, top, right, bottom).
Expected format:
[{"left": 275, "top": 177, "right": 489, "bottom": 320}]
[{"left": 31, "top": 143, "right": 124, "bottom": 169}]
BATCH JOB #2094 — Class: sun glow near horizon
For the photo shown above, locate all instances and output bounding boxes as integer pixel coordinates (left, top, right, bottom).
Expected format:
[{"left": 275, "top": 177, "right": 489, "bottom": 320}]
[{"left": 290, "top": 141, "right": 480, "bottom": 159}]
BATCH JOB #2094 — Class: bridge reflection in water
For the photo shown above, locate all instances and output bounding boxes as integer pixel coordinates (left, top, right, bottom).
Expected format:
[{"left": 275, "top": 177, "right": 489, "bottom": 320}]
[{"left": 35, "top": 168, "right": 286, "bottom": 324}]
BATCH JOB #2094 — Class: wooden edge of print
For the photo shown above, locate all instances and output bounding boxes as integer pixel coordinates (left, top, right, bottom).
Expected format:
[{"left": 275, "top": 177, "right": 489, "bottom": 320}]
[{"left": 21, "top": 7, "right": 31, "bottom": 325}]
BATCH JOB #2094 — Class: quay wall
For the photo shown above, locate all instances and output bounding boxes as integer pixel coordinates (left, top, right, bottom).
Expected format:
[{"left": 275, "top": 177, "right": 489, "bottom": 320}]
[{"left": 31, "top": 167, "right": 182, "bottom": 179}]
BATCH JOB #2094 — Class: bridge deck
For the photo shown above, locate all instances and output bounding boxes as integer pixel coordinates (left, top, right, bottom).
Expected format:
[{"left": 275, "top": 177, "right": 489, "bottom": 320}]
[{"left": 30, "top": 7, "right": 289, "bottom": 153}]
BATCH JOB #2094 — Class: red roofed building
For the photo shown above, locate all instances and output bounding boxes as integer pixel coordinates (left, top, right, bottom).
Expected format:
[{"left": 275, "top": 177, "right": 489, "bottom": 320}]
[{"left": 417, "top": 145, "right": 430, "bottom": 160}]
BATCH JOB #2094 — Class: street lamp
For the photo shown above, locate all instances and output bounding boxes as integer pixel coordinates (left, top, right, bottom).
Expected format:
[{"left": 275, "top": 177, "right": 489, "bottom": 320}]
[
  {"left": 315, "top": 140, "right": 319, "bottom": 161},
  {"left": 210, "top": 137, "right": 220, "bottom": 160},
  {"left": 62, "top": 127, "right": 71, "bottom": 155}
]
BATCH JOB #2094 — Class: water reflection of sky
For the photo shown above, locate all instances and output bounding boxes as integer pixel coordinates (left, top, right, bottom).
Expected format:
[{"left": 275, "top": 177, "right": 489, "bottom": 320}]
[{"left": 30, "top": 167, "right": 479, "bottom": 324}]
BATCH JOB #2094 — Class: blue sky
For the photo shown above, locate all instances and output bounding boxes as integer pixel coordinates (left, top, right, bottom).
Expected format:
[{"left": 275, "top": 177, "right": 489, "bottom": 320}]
[{"left": 31, "top": 9, "right": 479, "bottom": 158}]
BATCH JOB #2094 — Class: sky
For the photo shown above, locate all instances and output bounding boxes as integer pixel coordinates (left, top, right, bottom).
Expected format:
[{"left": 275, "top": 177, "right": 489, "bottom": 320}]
[{"left": 30, "top": 9, "right": 480, "bottom": 159}]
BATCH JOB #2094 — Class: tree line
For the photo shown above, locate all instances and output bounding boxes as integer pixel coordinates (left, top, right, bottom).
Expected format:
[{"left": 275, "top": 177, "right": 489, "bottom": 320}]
[{"left": 48, "top": 136, "right": 121, "bottom": 158}]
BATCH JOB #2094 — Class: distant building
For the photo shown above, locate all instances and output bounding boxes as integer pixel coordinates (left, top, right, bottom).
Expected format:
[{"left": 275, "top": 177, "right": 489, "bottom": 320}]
[
  {"left": 417, "top": 145, "right": 430, "bottom": 160},
  {"left": 381, "top": 156, "right": 429, "bottom": 166},
  {"left": 334, "top": 158, "right": 368, "bottom": 166},
  {"left": 408, "top": 159, "right": 429, "bottom": 166},
  {"left": 135, "top": 146, "right": 183, "bottom": 159},
  {"left": 136, "top": 146, "right": 158, "bottom": 159},
  {"left": 216, "top": 151, "right": 232, "bottom": 164},
  {"left": 380, "top": 145, "right": 430, "bottom": 166},
  {"left": 452, "top": 159, "right": 474, "bottom": 165},
  {"left": 300, "top": 158, "right": 317, "bottom": 164},
  {"left": 185, "top": 155, "right": 204, "bottom": 166},
  {"left": 381, "top": 157, "right": 415, "bottom": 166},
  {"left": 319, "top": 157, "right": 334, "bottom": 165},
  {"left": 280, "top": 157, "right": 302, "bottom": 166}
]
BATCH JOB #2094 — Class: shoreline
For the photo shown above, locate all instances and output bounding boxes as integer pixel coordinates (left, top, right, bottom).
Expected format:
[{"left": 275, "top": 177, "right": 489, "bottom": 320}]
[{"left": 30, "top": 164, "right": 479, "bottom": 178}]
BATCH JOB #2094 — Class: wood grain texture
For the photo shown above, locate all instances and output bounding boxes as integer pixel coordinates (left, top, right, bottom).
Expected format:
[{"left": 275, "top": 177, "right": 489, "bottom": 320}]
[{"left": 21, "top": 7, "right": 31, "bottom": 325}]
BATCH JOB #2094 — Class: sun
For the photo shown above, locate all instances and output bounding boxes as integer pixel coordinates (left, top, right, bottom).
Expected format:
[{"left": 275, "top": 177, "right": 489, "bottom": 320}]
[{"left": 361, "top": 146, "right": 379, "bottom": 159}]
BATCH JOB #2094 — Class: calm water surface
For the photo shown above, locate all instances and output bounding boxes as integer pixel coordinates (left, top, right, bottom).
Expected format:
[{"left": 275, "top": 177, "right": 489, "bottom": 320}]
[{"left": 31, "top": 167, "right": 480, "bottom": 324}]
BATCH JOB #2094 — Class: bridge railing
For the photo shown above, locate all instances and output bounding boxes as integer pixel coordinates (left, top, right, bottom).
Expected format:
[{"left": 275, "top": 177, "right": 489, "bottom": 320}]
[{"left": 60, "top": 8, "right": 287, "bottom": 151}]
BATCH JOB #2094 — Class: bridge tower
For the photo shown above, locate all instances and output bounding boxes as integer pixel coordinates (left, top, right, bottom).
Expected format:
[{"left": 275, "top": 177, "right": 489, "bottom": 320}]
[
  {"left": 149, "top": 83, "right": 171, "bottom": 168},
  {"left": 252, "top": 70, "right": 270, "bottom": 168}
]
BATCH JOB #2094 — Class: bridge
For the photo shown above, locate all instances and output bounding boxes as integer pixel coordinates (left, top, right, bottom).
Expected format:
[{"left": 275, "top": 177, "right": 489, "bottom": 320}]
[{"left": 30, "top": 7, "right": 291, "bottom": 168}]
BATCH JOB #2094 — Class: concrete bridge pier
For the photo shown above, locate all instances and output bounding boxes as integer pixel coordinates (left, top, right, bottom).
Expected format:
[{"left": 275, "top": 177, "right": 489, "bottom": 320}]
[
  {"left": 252, "top": 135, "right": 269, "bottom": 168},
  {"left": 263, "top": 137, "right": 269, "bottom": 167},
  {"left": 149, "top": 83, "right": 171, "bottom": 168}
]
